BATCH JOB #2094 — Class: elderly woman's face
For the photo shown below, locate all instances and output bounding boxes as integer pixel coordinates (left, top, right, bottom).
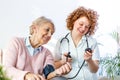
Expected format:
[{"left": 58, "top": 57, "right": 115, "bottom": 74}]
[{"left": 34, "top": 22, "right": 55, "bottom": 46}]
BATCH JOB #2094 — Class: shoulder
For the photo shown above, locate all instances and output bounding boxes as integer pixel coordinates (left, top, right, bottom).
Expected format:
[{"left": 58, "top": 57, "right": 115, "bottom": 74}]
[
  {"left": 8, "top": 37, "right": 25, "bottom": 47},
  {"left": 41, "top": 46, "right": 52, "bottom": 55},
  {"left": 10, "top": 37, "right": 24, "bottom": 42},
  {"left": 87, "top": 36, "right": 97, "bottom": 43}
]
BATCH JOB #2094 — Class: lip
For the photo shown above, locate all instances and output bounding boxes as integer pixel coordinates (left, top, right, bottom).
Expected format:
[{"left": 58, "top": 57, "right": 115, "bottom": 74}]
[
  {"left": 78, "top": 28, "right": 84, "bottom": 34},
  {"left": 43, "top": 37, "right": 50, "bottom": 41}
]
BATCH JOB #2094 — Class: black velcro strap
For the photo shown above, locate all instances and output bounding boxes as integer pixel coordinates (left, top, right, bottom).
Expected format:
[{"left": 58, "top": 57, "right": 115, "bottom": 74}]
[{"left": 43, "top": 64, "right": 55, "bottom": 79}]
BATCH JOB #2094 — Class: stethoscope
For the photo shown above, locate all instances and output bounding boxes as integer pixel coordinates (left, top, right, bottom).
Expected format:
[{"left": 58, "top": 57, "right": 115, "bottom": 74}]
[{"left": 60, "top": 33, "right": 92, "bottom": 79}]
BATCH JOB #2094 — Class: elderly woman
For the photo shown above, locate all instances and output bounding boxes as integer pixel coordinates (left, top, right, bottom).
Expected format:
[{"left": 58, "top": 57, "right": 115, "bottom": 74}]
[{"left": 3, "top": 16, "right": 71, "bottom": 80}]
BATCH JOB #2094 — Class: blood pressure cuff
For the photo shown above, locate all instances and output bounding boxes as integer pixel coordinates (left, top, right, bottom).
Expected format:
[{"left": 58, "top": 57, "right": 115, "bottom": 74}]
[{"left": 43, "top": 64, "right": 55, "bottom": 79}]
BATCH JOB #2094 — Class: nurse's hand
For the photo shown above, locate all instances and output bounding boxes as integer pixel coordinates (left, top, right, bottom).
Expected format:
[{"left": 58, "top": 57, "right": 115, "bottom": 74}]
[
  {"left": 84, "top": 50, "right": 93, "bottom": 61},
  {"left": 55, "top": 62, "right": 72, "bottom": 75},
  {"left": 61, "top": 53, "right": 72, "bottom": 65}
]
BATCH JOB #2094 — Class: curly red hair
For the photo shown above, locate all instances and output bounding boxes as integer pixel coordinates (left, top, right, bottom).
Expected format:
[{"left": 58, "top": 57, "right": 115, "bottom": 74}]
[{"left": 66, "top": 6, "right": 99, "bottom": 35}]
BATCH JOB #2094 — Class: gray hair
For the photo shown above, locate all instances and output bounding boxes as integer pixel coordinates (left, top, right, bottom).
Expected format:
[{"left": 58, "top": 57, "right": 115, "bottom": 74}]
[{"left": 30, "top": 16, "right": 54, "bottom": 35}]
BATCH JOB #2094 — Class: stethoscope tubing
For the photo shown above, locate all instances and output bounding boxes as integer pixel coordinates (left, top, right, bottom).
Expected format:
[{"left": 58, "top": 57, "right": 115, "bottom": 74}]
[{"left": 60, "top": 33, "right": 89, "bottom": 79}]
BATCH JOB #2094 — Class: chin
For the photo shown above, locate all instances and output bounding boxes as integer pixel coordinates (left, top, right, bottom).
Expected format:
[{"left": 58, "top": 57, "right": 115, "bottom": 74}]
[{"left": 43, "top": 41, "right": 48, "bottom": 44}]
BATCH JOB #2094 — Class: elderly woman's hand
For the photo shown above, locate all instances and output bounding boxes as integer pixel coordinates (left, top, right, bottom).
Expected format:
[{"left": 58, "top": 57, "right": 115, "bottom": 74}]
[{"left": 24, "top": 72, "right": 46, "bottom": 80}]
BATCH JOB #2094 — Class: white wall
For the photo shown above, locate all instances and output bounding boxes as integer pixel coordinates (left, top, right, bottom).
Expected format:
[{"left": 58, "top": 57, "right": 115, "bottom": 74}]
[
  {"left": 0, "top": 0, "right": 79, "bottom": 49},
  {"left": 0, "top": 0, "right": 120, "bottom": 57}
]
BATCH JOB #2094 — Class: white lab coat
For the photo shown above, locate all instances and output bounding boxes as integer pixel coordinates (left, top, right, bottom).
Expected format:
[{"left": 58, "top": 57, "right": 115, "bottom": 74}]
[{"left": 54, "top": 33, "right": 100, "bottom": 80}]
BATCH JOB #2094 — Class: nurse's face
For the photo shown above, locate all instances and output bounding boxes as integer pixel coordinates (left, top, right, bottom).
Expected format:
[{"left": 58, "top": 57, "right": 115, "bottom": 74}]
[{"left": 73, "top": 16, "right": 90, "bottom": 36}]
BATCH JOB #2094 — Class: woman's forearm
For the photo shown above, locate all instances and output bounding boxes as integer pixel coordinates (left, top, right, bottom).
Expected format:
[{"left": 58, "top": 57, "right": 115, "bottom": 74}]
[
  {"left": 86, "top": 59, "right": 99, "bottom": 73},
  {"left": 54, "top": 60, "right": 63, "bottom": 69}
]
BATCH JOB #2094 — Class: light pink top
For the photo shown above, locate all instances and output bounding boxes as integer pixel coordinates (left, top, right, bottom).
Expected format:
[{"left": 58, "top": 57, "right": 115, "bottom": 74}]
[{"left": 3, "top": 37, "right": 54, "bottom": 80}]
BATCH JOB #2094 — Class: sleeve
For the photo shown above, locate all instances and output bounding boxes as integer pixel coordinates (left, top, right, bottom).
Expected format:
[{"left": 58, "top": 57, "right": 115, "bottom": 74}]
[
  {"left": 3, "top": 37, "right": 29, "bottom": 80},
  {"left": 92, "top": 38, "right": 100, "bottom": 61},
  {"left": 43, "top": 49, "right": 55, "bottom": 67},
  {"left": 53, "top": 38, "right": 62, "bottom": 61}
]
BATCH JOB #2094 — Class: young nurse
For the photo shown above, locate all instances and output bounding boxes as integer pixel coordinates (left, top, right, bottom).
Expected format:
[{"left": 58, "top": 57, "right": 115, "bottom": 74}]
[{"left": 54, "top": 6, "right": 100, "bottom": 80}]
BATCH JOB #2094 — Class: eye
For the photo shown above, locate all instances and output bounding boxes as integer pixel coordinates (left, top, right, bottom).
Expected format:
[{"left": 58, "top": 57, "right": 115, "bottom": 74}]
[
  {"left": 45, "top": 28, "right": 54, "bottom": 35},
  {"left": 46, "top": 28, "right": 50, "bottom": 32},
  {"left": 51, "top": 32, "right": 54, "bottom": 35},
  {"left": 79, "top": 23, "right": 83, "bottom": 26},
  {"left": 85, "top": 25, "right": 90, "bottom": 29}
]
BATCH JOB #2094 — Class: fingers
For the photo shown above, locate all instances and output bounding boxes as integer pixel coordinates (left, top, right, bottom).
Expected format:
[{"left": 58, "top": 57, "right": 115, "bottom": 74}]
[
  {"left": 61, "top": 54, "right": 67, "bottom": 64},
  {"left": 84, "top": 51, "right": 92, "bottom": 56},
  {"left": 62, "top": 53, "right": 72, "bottom": 63},
  {"left": 24, "top": 73, "right": 35, "bottom": 80},
  {"left": 63, "top": 62, "right": 72, "bottom": 73},
  {"left": 25, "top": 73, "right": 45, "bottom": 80},
  {"left": 84, "top": 51, "right": 92, "bottom": 61},
  {"left": 63, "top": 52, "right": 72, "bottom": 58},
  {"left": 56, "top": 62, "right": 72, "bottom": 75},
  {"left": 66, "top": 62, "right": 72, "bottom": 69},
  {"left": 33, "top": 74, "right": 41, "bottom": 80},
  {"left": 37, "top": 74, "right": 46, "bottom": 80},
  {"left": 63, "top": 53, "right": 68, "bottom": 56},
  {"left": 67, "top": 58, "right": 72, "bottom": 62}
]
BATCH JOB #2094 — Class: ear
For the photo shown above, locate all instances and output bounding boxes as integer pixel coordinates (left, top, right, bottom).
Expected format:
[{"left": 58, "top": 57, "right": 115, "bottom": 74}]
[{"left": 32, "top": 25, "right": 38, "bottom": 34}]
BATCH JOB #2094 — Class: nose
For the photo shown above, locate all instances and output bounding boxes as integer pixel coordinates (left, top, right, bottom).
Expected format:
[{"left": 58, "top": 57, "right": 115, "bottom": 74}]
[
  {"left": 47, "top": 32, "right": 52, "bottom": 37},
  {"left": 81, "top": 25, "right": 86, "bottom": 31}
]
